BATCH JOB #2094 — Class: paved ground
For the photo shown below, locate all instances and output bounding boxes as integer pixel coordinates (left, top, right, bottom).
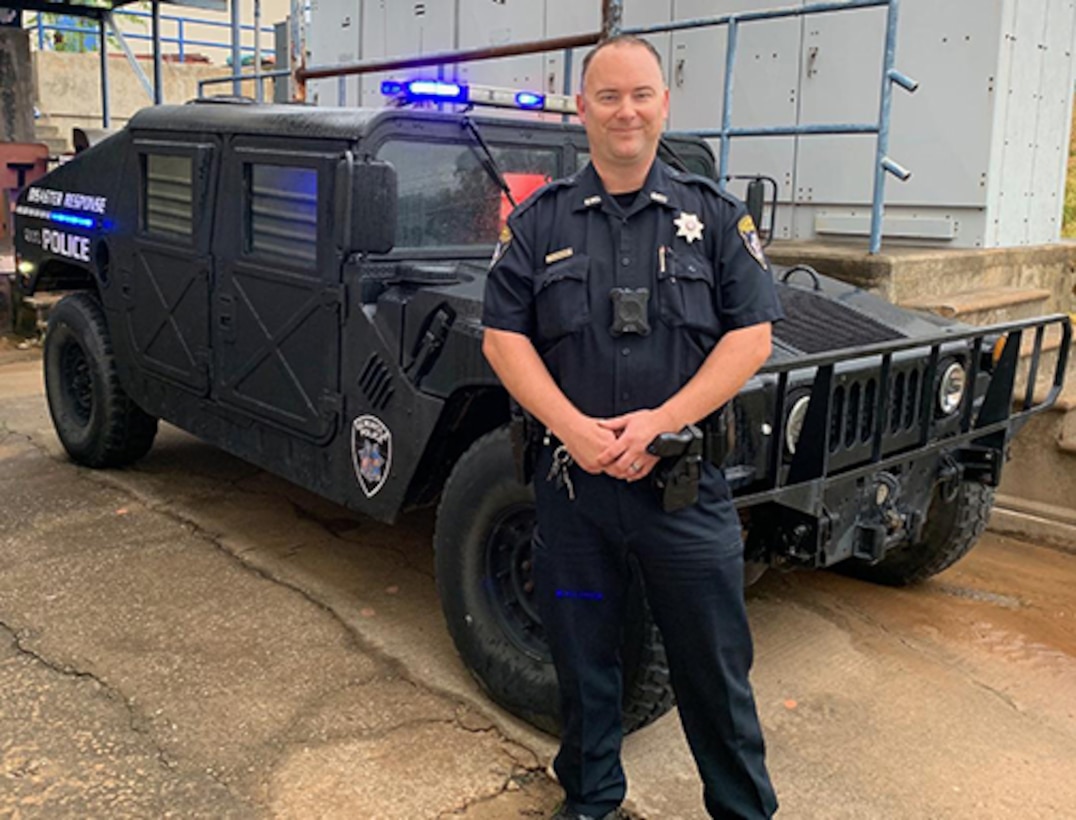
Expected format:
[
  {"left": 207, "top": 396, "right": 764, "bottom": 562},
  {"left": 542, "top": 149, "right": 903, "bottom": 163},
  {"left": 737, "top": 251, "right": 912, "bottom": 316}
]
[{"left": 2, "top": 345, "right": 1075, "bottom": 818}]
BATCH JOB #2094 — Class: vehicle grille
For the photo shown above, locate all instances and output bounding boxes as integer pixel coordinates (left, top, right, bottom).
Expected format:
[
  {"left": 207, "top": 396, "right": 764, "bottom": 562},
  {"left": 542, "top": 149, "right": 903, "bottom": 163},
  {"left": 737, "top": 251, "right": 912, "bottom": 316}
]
[
  {"left": 826, "top": 361, "right": 927, "bottom": 468},
  {"left": 359, "top": 353, "right": 394, "bottom": 410},
  {"left": 775, "top": 288, "right": 904, "bottom": 354}
]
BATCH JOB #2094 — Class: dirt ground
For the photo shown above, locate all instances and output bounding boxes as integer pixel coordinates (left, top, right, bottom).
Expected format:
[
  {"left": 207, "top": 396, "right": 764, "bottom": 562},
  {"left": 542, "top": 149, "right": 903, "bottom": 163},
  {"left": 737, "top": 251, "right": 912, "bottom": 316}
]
[{"left": 2, "top": 348, "right": 1075, "bottom": 818}]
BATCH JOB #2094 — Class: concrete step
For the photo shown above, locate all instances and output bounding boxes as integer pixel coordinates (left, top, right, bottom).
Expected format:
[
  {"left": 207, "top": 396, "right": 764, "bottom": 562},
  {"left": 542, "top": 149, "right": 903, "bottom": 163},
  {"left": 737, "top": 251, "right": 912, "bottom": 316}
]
[
  {"left": 1011, "top": 321, "right": 1076, "bottom": 401},
  {"left": 22, "top": 293, "right": 64, "bottom": 337},
  {"left": 766, "top": 241, "right": 1076, "bottom": 317},
  {"left": 990, "top": 495, "right": 1076, "bottom": 554},
  {"left": 998, "top": 388, "right": 1076, "bottom": 513},
  {"left": 900, "top": 286, "right": 1052, "bottom": 326},
  {"left": 33, "top": 117, "right": 71, "bottom": 155},
  {"left": 33, "top": 122, "right": 62, "bottom": 138}
]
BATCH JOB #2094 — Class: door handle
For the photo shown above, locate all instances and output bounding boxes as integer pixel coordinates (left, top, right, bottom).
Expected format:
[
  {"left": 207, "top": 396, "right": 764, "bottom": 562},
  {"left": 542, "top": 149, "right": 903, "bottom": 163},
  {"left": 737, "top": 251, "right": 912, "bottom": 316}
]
[{"left": 217, "top": 293, "right": 235, "bottom": 343}]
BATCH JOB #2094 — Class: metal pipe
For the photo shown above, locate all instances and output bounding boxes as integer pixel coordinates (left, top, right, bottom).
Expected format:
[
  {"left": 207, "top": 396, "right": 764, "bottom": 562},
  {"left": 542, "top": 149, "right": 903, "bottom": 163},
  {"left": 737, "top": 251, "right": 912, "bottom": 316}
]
[
  {"left": 869, "top": 0, "right": 902, "bottom": 254},
  {"left": 199, "top": 67, "right": 291, "bottom": 97},
  {"left": 178, "top": 18, "right": 185, "bottom": 63},
  {"left": 562, "top": 47, "right": 573, "bottom": 124},
  {"left": 623, "top": 0, "right": 890, "bottom": 37},
  {"left": 254, "top": 0, "right": 262, "bottom": 102},
  {"left": 719, "top": 18, "right": 739, "bottom": 190},
  {"left": 106, "top": 13, "right": 154, "bottom": 101},
  {"left": 231, "top": 0, "right": 242, "bottom": 96},
  {"left": 299, "top": 31, "right": 600, "bottom": 81},
  {"left": 676, "top": 123, "right": 879, "bottom": 138},
  {"left": 151, "top": 0, "right": 163, "bottom": 104},
  {"left": 602, "top": 0, "right": 623, "bottom": 39},
  {"left": 98, "top": 15, "right": 110, "bottom": 128}
]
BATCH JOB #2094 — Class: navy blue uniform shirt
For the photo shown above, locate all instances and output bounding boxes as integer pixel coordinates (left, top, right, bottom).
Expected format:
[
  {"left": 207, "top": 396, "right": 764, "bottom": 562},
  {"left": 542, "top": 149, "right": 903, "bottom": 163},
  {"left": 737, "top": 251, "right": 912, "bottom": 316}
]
[{"left": 482, "top": 159, "right": 784, "bottom": 420}]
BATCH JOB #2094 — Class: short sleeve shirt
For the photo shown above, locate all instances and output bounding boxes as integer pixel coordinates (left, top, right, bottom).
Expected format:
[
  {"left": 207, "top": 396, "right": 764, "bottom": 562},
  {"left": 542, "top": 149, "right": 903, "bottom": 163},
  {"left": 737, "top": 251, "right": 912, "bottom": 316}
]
[{"left": 482, "top": 159, "right": 784, "bottom": 420}]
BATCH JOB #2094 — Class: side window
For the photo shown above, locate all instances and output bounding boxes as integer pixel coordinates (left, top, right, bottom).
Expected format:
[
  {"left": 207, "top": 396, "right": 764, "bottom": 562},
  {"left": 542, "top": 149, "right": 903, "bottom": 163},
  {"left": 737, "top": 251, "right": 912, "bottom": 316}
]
[
  {"left": 244, "top": 164, "right": 318, "bottom": 265},
  {"left": 142, "top": 154, "right": 193, "bottom": 240},
  {"left": 376, "top": 140, "right": 559, "bottom": 250}
]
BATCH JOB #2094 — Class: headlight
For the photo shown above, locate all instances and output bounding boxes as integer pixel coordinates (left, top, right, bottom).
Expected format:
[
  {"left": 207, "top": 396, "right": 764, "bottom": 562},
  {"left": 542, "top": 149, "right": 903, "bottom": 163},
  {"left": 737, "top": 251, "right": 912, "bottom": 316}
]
[
  {"left": 937, "top": 361, "right": 966, "bottom": 415},
  {"left": 785, "top": 395, "right": 811, "bottom": 455}
]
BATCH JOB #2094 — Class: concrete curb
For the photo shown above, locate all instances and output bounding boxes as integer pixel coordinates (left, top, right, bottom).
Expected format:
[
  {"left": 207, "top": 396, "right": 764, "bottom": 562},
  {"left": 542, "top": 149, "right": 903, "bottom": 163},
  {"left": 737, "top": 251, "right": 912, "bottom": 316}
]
[{"left": 989, "top": 503, "right": 1076, "bottom": 555}]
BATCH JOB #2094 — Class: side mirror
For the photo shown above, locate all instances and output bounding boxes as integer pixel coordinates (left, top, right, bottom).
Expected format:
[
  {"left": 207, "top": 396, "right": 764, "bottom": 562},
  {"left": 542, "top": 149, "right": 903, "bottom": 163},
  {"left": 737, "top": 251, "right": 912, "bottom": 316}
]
[{"left": 336, "top": 157, "right": 397, "bottom": 255}]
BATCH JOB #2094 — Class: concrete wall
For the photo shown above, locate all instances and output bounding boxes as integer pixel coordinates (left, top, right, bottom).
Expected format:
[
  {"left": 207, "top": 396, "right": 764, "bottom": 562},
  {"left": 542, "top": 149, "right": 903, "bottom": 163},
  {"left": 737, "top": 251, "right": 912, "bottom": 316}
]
[
  {"left": 1, "top": 28, "right": 35, "bottom": 141},
  {"left": 33, "top": 50, "right": 279, "bottom": 138}
]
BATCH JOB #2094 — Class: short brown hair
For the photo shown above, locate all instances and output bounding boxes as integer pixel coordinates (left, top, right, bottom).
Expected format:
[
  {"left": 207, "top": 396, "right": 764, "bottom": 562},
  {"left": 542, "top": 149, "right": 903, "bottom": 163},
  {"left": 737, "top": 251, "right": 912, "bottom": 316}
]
[{"left": 580, "top": 35, "right": 664, "bottom": 88}]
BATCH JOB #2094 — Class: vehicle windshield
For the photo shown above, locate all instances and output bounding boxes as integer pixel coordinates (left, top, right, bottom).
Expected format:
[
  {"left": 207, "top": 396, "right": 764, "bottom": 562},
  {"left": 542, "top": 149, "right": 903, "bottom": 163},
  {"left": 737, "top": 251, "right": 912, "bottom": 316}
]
[{"left": 377, "top": 139, "right": 559, "bottom": 253}]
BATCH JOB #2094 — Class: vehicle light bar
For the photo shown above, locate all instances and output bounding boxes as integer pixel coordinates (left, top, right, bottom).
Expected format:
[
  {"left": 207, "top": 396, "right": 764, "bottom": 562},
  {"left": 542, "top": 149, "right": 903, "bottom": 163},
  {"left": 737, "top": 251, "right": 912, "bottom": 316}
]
[
  {"left": 14, "top": 205, "right": 96, "bottom": 229},
  {"left": 381, "top": 78, "right": 577, "bottom": 115}
]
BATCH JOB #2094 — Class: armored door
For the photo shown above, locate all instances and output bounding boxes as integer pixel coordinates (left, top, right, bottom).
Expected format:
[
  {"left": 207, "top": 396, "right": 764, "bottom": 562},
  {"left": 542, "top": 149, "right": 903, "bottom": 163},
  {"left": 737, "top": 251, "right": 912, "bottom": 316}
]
[
  {"left": 122, "top": 138, "right": 217, "bottom": 395},
  {"left": 212, "top": 137, "right": 346, "bottom": 442}
]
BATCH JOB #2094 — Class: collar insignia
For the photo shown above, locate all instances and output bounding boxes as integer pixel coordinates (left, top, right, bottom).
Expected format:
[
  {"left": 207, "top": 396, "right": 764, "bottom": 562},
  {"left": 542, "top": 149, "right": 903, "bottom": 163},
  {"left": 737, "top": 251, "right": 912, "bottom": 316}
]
[
  {"left": 583, "top": 195, "right": 602, "bottom": 207},
  {"left": 673, "top": 211, "right": 705, "bottom": 244},
  {"left": 649, "top": 192, "right": 668, "bottom": 204}
]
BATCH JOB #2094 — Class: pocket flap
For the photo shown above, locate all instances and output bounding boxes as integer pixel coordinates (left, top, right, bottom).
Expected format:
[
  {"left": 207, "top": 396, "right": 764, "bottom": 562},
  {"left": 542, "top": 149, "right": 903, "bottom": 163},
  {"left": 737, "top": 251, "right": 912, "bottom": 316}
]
[
  {"left": 535, "top": 253, "right": 589, "bottom": 294},
  {"left": 662, "top": 252, "right": 713, "bottom": 284}
]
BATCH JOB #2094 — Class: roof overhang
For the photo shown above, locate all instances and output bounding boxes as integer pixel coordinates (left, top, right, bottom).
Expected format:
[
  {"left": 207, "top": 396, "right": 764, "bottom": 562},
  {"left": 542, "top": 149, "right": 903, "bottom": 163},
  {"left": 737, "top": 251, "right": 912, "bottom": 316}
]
[{"left": 7, "top": 0, "right": 225, "bottom": 19}]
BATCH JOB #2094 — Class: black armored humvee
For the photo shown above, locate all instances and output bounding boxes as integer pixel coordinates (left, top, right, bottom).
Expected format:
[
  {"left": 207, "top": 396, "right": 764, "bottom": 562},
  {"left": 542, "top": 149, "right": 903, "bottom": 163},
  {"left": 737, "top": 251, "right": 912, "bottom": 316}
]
[{"left": 13, "top": 102, "right": 1069, "bottom": 734}]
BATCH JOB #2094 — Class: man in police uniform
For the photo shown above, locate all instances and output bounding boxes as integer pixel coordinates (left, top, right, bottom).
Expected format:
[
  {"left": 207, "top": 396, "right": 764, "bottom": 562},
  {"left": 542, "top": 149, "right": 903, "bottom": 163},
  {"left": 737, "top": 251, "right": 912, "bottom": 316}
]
[{"left": 482, "top": 35, "right": 781, "bottom": 820}]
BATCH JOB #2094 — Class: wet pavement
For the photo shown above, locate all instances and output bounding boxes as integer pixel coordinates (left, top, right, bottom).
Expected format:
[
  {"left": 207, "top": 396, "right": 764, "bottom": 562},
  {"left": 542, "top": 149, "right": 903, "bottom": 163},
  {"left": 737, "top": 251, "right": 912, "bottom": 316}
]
[{"left": 2, "top": 346, "right": 1075, "bottom": 818}]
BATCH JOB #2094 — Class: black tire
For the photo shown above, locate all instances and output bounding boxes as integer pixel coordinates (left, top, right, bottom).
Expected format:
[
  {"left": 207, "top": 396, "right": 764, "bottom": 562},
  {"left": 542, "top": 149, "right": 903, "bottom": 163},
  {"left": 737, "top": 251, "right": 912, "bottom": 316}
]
[
  {"left": 434, "top": 426, "right": 674, "bottom": 736},
  {"left": 841, "top": 480, "right": 994, "bottom": 586},
  {"left": 44, "top": 292, "right": 158, "bottom": 468}
]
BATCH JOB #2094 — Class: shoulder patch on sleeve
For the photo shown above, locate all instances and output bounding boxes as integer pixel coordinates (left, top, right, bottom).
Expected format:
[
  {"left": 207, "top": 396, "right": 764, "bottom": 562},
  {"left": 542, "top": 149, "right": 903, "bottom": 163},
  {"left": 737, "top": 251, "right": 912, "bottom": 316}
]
[
  {"left": 737, "top": 214, "right": 768, "bottom": 270},
  {"left": 490, "top": 223, "right": 513, "bottom": 266}
]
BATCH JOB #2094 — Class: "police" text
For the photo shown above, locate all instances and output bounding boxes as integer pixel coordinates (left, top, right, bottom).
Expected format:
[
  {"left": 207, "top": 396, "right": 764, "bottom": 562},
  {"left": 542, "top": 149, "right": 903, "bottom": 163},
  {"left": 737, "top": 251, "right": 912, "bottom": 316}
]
[{"left": 42, "top": 229, "right": 91, "bottom": 262}]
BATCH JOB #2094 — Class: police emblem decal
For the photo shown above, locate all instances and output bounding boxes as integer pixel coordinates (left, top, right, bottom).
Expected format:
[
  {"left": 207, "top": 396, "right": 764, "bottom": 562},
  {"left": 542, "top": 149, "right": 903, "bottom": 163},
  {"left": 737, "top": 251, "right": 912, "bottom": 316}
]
[
  {"left": 490, "top": 224, "right": 512, "bottom": 266},
  {"left": 351, "top": 415, "right": 393, "bottom": 498},
  {"left": 737, "top": 214, "right": 768, "bottom": 270},
  {"left": 673, "top": 211, "right": 704, "bottom": 244}
]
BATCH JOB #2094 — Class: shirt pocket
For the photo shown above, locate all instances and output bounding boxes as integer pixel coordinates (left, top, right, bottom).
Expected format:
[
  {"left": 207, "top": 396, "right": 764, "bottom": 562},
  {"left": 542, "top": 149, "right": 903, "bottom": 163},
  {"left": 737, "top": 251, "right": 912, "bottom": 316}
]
[
  {"left": 533, "top": 253, "right": 591, "bottom": 341},
  {"left": 657, "top": 249, "right": 718, "bottom": 331}
]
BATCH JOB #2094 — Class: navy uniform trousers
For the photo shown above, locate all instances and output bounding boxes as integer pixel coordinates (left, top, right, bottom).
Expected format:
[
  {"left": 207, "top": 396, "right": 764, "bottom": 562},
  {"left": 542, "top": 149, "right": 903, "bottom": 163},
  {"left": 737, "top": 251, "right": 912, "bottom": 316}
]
[{"left": 533, "top": 445, "right": 778, "bottom": 819}]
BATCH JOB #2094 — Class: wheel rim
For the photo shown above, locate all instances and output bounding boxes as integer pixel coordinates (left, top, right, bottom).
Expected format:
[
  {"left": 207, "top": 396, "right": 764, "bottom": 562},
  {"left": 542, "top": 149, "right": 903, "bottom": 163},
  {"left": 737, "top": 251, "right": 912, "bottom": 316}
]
[
  {"left": 484, "top": 503, "right": 550, "bottom": 661},
  {"left": 59, "top": 337, "right": 93, "bottom": 426}
]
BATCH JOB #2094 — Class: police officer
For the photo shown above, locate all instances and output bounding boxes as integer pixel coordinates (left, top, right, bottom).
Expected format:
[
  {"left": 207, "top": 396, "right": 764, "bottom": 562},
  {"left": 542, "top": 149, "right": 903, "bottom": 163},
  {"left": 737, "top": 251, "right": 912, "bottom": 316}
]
[{"left": 482, "top": 35, "right": 782, "bottom": 820}]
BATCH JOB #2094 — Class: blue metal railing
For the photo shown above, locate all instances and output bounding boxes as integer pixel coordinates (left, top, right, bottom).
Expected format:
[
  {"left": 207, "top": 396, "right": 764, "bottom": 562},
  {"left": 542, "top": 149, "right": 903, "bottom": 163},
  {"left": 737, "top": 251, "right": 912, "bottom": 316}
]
[
  {"left": 623, "top": 0, "right": 917, "bottom": 254},
  {"left": 28, "top": 10, "right": 274, "bottom": 64}
]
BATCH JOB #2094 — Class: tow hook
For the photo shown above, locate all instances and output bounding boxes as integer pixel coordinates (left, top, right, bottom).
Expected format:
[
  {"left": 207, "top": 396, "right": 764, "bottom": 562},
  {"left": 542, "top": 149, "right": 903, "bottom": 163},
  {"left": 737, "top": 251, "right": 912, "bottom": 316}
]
[
  {"left": 853, "top": 472, "right": 904, "bottom": 562},
  {"left": 937, "top": 454, "right": 962, "bottom": 503}
]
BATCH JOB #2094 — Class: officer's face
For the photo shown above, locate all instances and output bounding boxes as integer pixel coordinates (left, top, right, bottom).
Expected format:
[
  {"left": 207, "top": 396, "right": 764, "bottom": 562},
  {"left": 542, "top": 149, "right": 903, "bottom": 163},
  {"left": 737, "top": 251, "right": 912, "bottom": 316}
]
[{"left": 577, "top": 43, "right": 669, "bottom": 173}]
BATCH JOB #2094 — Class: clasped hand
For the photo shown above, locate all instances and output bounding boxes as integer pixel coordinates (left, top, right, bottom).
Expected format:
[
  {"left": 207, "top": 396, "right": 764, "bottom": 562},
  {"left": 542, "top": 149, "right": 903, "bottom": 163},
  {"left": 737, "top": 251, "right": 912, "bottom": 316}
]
[{"left": 562, "top": 408, "right": 674, "bottom": 482}]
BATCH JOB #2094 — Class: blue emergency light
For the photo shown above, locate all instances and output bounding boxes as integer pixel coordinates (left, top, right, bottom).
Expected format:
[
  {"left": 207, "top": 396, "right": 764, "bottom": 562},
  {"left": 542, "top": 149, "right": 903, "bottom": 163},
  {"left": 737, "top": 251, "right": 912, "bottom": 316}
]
[
  {"left": 50, "top": 211, "right": 96, "bottom": 229},
  {"left": 514, "top": 91, "right": 545, "bottom": 110},
  {"left": 380, "top": 79, "right": 469, "bottom": 104},
  {"left": 381, "top": 78, "right": 576, "bottom": 115}
]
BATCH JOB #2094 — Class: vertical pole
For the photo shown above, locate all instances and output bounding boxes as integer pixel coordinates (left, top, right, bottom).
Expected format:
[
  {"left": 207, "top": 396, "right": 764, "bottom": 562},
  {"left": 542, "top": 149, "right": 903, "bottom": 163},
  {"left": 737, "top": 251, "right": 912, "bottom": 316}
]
[
  {"left": 719, "top": 17, "right": 739, "bottom": 191},
  {"left": 178, "top": 19, "right": 185, "bottom": 63},
  {"left": 254, "top": 0, "right": 263, "bottom": 102},
  {"left": 869, "top": 0, "right": 901, "bottom": 255},
  {"left": 37, "top": 13, "right": 44, "bottom": 50},
  {"left": 562, "top": 47, "right": 573, "bottom": 124},
  {"left": 151, "top": 1, "right": 163, "bottom": 104},
  {"left": 601, "top": 0, "right": 622, "bottom": 40},
  {"left": 231, "top": 0, "right": 242, "bottom": 96},
  {"left": 99, "top": 15, "right": 110, "bottom": 128}
]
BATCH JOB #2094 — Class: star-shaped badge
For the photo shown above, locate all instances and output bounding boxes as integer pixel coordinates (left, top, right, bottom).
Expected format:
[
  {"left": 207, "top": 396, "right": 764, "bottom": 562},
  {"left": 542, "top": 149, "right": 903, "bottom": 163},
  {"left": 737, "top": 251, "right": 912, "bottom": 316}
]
[{"left": 673, "top": 211, "right": 705, "bottom": 244}]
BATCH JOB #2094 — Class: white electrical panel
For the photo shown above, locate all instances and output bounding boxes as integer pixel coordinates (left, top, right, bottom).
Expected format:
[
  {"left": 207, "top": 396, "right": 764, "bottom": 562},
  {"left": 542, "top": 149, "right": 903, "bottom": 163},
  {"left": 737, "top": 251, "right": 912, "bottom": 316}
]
[{"left": 302, "top": 0, "right": 1076, "bottom": 249}]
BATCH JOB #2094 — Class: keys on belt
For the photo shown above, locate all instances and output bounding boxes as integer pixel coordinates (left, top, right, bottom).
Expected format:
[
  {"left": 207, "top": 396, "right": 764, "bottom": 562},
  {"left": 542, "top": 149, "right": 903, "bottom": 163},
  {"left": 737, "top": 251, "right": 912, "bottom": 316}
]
[{"left": 545, "top": 443, "right": 576, "bottom": 501}]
